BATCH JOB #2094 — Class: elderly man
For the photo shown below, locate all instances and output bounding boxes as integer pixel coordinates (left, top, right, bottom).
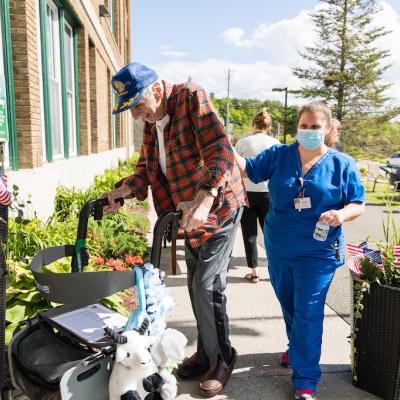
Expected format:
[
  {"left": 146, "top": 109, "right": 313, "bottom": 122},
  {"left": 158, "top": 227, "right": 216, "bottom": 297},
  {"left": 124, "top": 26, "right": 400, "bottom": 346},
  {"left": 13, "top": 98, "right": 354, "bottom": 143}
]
[{"left": 104, "top": 63, "right": 246, "bottom": 397}]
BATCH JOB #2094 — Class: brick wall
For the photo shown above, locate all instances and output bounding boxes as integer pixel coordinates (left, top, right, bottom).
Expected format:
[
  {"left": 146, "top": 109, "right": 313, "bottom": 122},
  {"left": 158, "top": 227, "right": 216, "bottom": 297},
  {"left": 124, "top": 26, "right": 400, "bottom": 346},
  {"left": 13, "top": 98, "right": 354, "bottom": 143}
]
[
  {"left": 90, "top": 49, "right": 110, "bottom": 153},
  {"left": 77, "top": 27, "right": 91, "bottom": 155},
  {"left": 9, "top": 0, "right": 43, "bottom": 168},
  {"left": 8, "top": 0, "right": 131, "bottom": 169}
]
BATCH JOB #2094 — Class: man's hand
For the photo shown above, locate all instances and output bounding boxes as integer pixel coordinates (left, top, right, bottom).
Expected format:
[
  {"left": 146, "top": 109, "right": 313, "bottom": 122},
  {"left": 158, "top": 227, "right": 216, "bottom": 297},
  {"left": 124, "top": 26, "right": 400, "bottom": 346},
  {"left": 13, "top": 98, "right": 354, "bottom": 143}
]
[
  {"left": 319, "top": 209, "right": 344, "bottom": 227},
  {"left": 177, "top": 190, "right": 214, "bottom": 232},
  {"left": 102, "top": 184, "right": 132, "bottom": 213}
]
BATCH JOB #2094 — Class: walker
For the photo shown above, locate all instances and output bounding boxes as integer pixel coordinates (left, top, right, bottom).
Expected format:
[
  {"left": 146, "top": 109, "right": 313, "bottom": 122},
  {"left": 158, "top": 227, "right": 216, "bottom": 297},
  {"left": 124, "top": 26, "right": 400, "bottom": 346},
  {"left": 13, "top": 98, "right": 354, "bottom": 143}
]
[{"left": 7, "top": 197, "right": 181, "bottom": 400}]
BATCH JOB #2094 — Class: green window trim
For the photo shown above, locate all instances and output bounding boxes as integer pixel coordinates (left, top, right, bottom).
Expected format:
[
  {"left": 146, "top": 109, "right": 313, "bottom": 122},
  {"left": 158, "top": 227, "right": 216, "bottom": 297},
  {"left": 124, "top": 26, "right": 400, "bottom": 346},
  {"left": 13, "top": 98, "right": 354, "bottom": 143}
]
[
  {"left": 111, "top": 93, "right": 120, "bottom": 148},
  {"left": 1, "top": 0, "right": 18, "bottom": 170},
  {"left": 39, "top": 0, "right": 53, "bottom": 162},
  {"left": 59, "top": 8, "right": 69, "bottom": 158},
  {"left": 73, "top": 31, "right": 80, "bottom": 156},
  {"left": 39, "top": 0, "right": 80, "bottom": 162}
]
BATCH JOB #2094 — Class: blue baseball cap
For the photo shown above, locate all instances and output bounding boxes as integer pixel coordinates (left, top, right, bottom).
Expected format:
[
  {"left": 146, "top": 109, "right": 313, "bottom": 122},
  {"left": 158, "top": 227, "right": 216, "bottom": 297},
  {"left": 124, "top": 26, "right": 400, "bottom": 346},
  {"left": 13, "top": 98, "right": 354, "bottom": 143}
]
[{"left": 111, "top": 63, "right": 158, "bottom": 114}]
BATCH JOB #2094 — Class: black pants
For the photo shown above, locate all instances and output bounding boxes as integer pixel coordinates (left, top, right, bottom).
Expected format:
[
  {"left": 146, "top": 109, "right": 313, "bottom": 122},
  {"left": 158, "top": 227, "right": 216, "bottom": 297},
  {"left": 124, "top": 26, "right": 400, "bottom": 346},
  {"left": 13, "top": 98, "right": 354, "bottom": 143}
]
[
  {"left": 240, "top": 191, "right": 270, "bottom": 268},
  {"left": 185, "top": 207, "right": 243, "bottom": 367}
]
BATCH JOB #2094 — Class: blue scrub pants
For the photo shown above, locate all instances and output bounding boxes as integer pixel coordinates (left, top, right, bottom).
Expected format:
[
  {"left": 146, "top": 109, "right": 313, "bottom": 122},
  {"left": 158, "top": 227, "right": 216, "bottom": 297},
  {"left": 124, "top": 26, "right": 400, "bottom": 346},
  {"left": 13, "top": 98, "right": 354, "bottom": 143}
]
[{"left": 267, "top": 251, "right": 336, "bottom": 392}]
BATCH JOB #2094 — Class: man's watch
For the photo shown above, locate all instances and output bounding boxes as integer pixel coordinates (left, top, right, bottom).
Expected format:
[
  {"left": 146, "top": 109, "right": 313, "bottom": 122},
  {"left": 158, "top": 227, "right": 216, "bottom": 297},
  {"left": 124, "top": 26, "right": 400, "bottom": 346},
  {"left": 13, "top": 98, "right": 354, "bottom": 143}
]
[{"left": 202, "top": 186, "right": 219, "bottom": 198}]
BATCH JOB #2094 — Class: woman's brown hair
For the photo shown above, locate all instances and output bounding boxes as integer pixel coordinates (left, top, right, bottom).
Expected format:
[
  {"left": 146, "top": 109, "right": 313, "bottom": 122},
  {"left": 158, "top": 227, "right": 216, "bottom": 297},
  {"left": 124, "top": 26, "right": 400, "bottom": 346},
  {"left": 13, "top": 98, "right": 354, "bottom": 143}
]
[
  {"left": 252, "top": 108, "right": 272, "bottom": 132},
  {"left": 297, "top": 101, "right": 333, "bottom": 129}
]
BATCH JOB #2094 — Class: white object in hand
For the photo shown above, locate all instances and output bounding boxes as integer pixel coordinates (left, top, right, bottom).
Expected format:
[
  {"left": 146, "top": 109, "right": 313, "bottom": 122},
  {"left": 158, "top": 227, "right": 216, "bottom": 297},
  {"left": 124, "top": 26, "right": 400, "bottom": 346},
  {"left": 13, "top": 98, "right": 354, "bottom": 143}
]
[{"left": 313, "top": 221, "right": 330, "bottom": 241}]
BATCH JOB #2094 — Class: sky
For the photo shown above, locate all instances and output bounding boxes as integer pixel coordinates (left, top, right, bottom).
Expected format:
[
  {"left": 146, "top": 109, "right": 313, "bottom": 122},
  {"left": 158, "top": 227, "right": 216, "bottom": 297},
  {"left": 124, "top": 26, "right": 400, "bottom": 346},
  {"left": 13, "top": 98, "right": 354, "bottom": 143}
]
[{"left": 131, "top": 1, "right": 400, "bottom": 107}]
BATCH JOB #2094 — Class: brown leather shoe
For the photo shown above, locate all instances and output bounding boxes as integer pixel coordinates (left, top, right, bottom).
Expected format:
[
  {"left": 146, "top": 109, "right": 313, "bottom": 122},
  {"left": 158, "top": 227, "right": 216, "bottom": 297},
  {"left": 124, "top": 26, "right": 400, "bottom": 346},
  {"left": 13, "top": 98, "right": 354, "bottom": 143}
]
[
  {"left": 176, "top": 352, "right": 210, "bottom": 380},
  {"left": 199, "top": 348, "right": 237, "bottom": 398}
]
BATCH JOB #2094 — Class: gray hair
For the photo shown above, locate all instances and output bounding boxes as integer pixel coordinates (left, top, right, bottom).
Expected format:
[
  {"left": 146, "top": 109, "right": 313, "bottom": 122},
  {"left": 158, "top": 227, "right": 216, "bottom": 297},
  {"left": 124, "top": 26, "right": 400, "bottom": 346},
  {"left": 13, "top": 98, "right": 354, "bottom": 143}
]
[
  {"left": 297, "top": 101, "right": 333, "bottom": 128},
  {"left": 140, "top": 79, "right": 162, "bottom": 102}
]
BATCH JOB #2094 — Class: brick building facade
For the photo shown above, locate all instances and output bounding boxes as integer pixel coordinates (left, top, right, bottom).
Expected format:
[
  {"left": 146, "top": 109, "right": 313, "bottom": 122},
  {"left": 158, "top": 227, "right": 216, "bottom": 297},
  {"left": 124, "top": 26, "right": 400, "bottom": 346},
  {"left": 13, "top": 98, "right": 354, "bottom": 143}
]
[{"left": 0, "top": 0, "right": 134, "bottom": 216}]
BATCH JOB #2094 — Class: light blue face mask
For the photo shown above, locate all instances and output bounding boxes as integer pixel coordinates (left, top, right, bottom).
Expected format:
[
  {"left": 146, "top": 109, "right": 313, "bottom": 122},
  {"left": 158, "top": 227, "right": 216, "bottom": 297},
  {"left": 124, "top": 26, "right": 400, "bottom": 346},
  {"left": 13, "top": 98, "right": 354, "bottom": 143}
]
[{"left": 295, "top": 129, "right": 325, "bottom": 150}]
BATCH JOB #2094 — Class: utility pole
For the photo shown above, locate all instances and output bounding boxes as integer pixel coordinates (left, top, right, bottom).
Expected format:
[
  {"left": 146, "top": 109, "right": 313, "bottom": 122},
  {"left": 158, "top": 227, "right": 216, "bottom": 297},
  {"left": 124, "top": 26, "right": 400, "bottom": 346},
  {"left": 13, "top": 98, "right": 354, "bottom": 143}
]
[
  {"left": 226, "top": 68, "right": 231, "bottom": 135},
  {"left": 272, "top": 87, "right": 301, "bottom": 144},
  {"left": 284, "top": 88, "right": 288, "bottom": 144},
  {"left": 272, "top": 87, "right": 288, "bottom": 143}
]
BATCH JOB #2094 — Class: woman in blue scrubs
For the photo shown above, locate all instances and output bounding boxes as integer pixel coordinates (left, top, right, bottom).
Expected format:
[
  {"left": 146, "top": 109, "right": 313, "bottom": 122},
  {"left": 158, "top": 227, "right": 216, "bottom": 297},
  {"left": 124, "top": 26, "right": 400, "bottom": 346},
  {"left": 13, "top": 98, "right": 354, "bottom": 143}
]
[{"left": 233, "top": 101, "right": 365, "bottom": 400}]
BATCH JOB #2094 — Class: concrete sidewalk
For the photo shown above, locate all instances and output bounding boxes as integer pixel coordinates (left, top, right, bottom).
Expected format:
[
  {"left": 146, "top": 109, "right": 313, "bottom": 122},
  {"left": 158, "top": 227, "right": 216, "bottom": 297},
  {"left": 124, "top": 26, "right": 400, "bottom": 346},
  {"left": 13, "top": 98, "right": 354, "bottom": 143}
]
[{"left": 147, "top": 203, "right": 379, "bottom": 400}]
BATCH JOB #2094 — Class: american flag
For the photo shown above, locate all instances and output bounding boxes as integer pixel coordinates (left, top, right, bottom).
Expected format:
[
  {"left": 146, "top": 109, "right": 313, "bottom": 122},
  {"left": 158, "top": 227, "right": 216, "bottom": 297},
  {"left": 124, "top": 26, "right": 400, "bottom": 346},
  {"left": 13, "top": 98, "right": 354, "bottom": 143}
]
[
  {"left": 347, "top": 254, "right": 363, "bottom": 275},
  {"left": 346, "top": 243, "right": 364, "bottom": 257},
  {"left": 394, "top": 244, "right": 400, "bottom": 268},
  {"left": 346, "top": 242, "right": 384, "bottom": 275},
  {"left": 364, "top": 248, "right": 383, "bottom": 265},
  {"left": 0, "top": 173, "right": 11, "bottom": 206}
]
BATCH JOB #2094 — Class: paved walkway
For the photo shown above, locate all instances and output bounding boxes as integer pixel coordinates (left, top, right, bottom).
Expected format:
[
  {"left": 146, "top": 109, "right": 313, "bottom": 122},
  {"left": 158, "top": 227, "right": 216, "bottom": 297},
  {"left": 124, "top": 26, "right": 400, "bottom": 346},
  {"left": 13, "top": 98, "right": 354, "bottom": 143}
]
[{"left": 147, "top": 199, "right": 380, "bottom": 400}]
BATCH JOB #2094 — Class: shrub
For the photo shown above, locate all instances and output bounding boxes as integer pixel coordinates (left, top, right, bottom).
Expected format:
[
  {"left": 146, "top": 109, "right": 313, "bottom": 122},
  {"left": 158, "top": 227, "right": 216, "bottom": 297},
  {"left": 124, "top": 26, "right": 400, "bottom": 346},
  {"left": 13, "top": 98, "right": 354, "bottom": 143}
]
[
  {"left": 54, "top": 154, "right": 148, "bottom": 222},
  {"left": 5, "top": 154, "right": 149, "bottom": 345}
]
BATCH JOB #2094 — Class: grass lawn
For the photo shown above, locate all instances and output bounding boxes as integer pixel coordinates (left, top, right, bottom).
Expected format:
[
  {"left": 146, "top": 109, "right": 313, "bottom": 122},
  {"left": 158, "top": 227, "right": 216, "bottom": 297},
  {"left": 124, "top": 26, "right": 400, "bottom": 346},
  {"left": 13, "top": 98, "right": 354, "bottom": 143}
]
[{"left": 363, "top": 178, "right": 400, "bottom": 206}]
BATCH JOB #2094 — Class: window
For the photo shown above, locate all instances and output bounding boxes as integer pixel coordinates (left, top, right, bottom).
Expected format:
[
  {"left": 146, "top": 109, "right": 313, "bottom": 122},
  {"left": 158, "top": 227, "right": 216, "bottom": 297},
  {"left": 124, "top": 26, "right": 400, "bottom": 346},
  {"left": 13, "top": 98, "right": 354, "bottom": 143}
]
[
  {"left": 0, "top": 0, "right": 18, "bottom": 170},
  {"left": 111, "top": 93, "right": 120, "bottom": 148},
  {"left": 0, "top": 9, "right": 9, "bottom": 168},
  {"left": 64, "top": 21, "right": 77, "bottom": 156},
  {"left": 40, "top": 0, "right": 80, "bottom": 162},
  {"left": 46, "top": 0, "right": 63, "bottom": 158},
  {"left": 108, "top": 0, "right": 115, "bottom": 34}
]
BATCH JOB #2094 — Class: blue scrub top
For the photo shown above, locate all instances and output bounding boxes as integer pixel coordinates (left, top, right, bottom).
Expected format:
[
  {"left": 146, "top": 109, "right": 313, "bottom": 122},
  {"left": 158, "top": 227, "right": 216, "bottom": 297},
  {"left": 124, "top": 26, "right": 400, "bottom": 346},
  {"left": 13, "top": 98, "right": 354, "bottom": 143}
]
[{"left": 246, "top": 144, "right": 365, "bottom": 266}]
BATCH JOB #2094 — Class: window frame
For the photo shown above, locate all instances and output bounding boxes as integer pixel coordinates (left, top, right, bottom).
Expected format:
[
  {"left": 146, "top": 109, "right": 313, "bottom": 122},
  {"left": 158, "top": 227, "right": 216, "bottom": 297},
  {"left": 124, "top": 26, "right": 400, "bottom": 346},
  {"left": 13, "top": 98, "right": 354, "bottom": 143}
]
[
  {"left": 111, "top": 93, "right": 120, "bottom": 148},
  {"left": 0, "top": 0, "right": 18, "bottom": 170},
  {"left": 39, "top": 0, "right": 80, "bottom": 163},
  {"left": 108, "top": 0, "right": 115, "bottom": 35},
  {"left": 46, "top": 0, "right": 64, "bottom": 159}
]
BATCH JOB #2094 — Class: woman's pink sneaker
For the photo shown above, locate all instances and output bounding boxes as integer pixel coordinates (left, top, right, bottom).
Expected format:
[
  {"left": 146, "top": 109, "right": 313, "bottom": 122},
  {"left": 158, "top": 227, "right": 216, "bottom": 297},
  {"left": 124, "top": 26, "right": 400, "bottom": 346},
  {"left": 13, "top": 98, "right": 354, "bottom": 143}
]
[
  {"left": 280, "top": 351, "right": 290, "bottom": 368},
  {"left": 294, "top": 389, "right": 317, "bottom": 400}
]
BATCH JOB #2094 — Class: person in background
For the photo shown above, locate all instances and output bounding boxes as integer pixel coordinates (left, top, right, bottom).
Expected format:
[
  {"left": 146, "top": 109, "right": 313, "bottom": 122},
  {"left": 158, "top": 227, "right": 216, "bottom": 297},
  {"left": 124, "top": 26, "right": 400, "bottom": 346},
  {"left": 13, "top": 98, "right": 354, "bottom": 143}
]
[
  {"left": 325, "top": 118, "right": 344, "bottom": 152},
  {"left": 232, "top": 101, "right": 365, "bottom": 400},
  {"left": 103, "top": 63, "right": 246, "bottom": 398},
  {"left": 235, "top": 108, "right": 279, "bottom": 283}
]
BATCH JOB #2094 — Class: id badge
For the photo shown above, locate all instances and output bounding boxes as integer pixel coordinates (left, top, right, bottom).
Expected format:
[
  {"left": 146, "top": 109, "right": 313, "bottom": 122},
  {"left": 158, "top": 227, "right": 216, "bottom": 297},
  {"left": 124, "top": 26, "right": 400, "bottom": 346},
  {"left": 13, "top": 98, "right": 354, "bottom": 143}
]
[{"left": 294, "top": 197, "right": 312, "bottom": 211}]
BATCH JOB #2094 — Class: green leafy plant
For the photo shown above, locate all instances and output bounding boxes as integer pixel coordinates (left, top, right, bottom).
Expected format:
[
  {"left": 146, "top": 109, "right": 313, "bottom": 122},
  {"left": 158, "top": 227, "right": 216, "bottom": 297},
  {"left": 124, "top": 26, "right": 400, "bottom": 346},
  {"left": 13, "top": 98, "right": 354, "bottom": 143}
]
[
  {"left": 5, "top": 155, "right": 149, "bottom": 346},
  {"left": 350, "top": 200, "right": 400, "bottom": 381}
]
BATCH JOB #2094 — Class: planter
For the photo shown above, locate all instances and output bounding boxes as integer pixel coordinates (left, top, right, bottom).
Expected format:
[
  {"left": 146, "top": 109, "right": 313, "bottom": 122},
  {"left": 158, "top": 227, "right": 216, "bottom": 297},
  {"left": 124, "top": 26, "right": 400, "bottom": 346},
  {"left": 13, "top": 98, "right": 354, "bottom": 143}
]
[{"left": 352, "top": 279, "right": 400, "bottom": 399}]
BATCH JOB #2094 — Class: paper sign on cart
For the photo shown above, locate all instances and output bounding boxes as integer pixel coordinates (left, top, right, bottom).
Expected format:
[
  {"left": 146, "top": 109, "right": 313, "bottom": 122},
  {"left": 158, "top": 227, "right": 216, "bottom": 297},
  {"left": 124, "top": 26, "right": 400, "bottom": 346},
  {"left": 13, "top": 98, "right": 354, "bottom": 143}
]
[{"left": 51, "top": 303, "right": 128, "bottom": 343}]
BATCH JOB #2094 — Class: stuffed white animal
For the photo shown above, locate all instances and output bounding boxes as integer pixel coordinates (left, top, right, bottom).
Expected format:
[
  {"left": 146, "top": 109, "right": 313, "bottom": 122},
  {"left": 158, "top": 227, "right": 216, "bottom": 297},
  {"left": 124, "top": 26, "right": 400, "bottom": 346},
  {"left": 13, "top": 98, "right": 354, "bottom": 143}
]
[
  {"left": 108, "top": 322, "right": 159, "bottom": 400},
  {"left": 107, "top": 321, "right": 187, "bottom": 400},
  {"left": 150, "top": 329, "right": 188, "bottom": 400}
]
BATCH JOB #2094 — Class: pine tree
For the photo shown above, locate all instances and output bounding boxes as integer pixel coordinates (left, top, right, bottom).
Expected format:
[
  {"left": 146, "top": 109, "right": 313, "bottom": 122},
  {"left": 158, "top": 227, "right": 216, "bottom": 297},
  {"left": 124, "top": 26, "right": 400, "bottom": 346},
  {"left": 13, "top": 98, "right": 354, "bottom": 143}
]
[{"left": 292, "top": 0, "right": 392, "bottom": 121}]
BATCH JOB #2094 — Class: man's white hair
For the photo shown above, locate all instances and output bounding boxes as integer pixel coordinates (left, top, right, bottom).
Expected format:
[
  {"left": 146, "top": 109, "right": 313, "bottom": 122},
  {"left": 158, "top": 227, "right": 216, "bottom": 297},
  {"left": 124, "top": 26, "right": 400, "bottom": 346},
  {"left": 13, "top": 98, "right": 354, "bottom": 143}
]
[{"left": 141, "top": 79, "right": 162, "bottom": 101}]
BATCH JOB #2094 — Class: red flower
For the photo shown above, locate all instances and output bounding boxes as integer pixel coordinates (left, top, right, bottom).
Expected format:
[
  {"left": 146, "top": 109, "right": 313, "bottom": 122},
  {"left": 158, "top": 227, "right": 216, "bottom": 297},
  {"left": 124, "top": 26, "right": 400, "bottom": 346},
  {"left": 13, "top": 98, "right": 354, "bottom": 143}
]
[
  {"left": 93, "top": 256, "right": 105, "bottom": 265},
  {"left": 124, "top": 255, "right": 144, "bottom": 266},
  {"left": 106, "top": 259, "right": 127, "bottom": 272}
]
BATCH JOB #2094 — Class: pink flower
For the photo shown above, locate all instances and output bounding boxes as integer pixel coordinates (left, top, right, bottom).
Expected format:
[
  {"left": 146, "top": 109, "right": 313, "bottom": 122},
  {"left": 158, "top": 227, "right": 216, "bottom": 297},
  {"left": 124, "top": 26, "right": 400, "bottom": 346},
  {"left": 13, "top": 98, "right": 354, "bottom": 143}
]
[
  {"left": 124, "top": 255, "right": 144, "bottom": 266},
  {"left": 105, "top": 259, "right": 127, "bottom": 272},
  {"left": 93, "top": 256, "right": 105, "bottom": 265}
]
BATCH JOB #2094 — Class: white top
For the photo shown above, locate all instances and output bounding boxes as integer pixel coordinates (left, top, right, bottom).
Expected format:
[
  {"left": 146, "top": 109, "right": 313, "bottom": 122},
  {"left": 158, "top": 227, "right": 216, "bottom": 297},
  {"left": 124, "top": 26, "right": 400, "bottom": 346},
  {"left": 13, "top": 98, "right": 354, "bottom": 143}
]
[
  {"left": 235, "top": 132, "right": 280, "bottom": 192},
  {"left": 156, "top": 114, "right": 170, "bottom": 175}
]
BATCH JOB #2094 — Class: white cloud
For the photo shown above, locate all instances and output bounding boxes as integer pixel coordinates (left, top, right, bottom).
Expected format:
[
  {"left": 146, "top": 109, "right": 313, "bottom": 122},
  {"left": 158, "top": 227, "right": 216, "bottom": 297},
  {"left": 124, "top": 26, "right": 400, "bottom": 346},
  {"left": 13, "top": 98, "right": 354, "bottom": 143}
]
[
  {"left": 156, "top": 1, "right": 400, "bottom": 106},
  {"left": 155, "top": 59, "right": 301, "bottom": 104},
  {"left": 220, "top": 28, "right": 254, "bottom": 48},
  {"left": 221, "top": 9, "right": 315, "bottom": 65},
  {"left": 160, "top": 50, "right": 189, "bottom": 57},
  {"left": 159, "top": 45, "right": 189, "bottom": 58},
  {"left": 374, "top": 1, "right": 400, "bottom": 108}
]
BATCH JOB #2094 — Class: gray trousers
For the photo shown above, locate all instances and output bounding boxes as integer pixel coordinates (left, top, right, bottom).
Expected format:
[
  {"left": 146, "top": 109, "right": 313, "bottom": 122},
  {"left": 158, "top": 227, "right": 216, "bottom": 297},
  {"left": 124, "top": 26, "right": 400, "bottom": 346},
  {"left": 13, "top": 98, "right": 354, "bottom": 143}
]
[{"left": 184, "top": 207, "right": 243, "bottom": 368}]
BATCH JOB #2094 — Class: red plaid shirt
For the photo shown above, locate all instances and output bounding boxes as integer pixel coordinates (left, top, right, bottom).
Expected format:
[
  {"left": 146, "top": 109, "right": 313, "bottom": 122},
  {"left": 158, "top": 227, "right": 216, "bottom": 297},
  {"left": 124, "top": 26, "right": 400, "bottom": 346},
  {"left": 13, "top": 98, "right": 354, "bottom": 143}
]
[{"left": 122, "top": 81, "right": 247, "bottom": 247}]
